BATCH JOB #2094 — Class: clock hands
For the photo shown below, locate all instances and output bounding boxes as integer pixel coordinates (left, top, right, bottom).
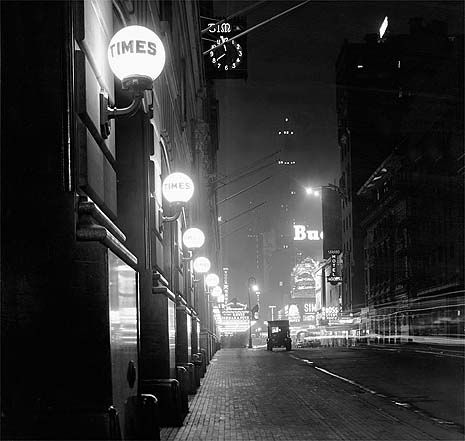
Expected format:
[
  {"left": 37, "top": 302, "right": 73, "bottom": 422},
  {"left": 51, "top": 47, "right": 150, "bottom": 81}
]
[{"left": 217, "top": 53, "right": 226, "bottom": 60}]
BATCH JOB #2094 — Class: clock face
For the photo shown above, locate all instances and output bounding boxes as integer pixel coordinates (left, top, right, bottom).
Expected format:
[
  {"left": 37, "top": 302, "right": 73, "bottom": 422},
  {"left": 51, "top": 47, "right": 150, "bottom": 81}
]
[{"left": 209, "top": 39, "right": 243, "bottom": 71}]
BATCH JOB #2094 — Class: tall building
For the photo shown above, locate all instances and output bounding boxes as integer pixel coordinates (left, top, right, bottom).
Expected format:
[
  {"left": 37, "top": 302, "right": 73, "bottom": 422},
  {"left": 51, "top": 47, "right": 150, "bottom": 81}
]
[
  {"left": 336, "top": 31, "right": 404, "bottom": 313},
  {"left": 265, "top": 117, "right": 298, "bottom": 309},
  {"left": 322, "top": 186, "right": 342, "bottom": 259},
  {"left": 357, "top": 20, "right": 464, "bottom": 341},
  {"left": 335, "top": 18, "right": 463, "bottom": 314}
]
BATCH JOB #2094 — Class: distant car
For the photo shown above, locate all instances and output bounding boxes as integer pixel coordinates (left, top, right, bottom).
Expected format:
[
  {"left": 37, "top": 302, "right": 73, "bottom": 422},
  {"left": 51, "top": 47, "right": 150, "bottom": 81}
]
[{"left": 267, "top": 320, "right": 292, "bottom": 351}]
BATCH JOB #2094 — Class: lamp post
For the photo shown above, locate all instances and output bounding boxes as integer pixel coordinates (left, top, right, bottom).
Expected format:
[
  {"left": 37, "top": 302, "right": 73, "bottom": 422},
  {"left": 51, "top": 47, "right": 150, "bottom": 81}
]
[
  {"left": 102, "top": 25, "right": 166, "bottom": 138},
  {"left": 269, "top": 305, "right": 276, "bottom": 321},
  {"left": 247, "top": 277, "right": 258, "bottom": 349},
  {"left": 305, "top": 184, "right": 347, "bottom": 202}
]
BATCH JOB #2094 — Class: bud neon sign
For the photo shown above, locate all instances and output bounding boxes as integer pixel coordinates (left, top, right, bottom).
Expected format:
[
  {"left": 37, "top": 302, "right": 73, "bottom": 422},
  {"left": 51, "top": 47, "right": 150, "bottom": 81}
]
[{"left": 293, "top": 225, "right": 324, "bottom": 241}]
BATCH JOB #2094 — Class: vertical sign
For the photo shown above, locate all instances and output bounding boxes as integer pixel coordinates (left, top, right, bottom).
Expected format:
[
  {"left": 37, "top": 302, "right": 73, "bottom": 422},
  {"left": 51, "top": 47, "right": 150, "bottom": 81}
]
[
  {"left": 327, "top": 249, "right": 342, "bottom": 284},
  {"left": 223, "top": 266, "right": 230, "bottom": 305}
]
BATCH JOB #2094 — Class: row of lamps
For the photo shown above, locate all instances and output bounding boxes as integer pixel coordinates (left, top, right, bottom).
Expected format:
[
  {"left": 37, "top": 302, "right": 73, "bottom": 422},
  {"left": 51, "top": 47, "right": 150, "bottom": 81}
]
[{"left": 103, "top": 24, "right": 222, "bottom": 298}]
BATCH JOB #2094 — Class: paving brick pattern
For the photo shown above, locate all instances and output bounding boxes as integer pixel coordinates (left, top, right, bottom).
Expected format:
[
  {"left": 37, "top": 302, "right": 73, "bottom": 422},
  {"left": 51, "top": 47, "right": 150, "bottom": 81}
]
[{"left": 161, "top": 348, "right": 463, "bottom": 441}]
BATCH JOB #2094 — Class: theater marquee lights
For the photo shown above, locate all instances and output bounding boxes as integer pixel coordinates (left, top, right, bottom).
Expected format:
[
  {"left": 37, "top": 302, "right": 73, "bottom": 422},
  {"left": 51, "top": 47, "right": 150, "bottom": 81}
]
[{"left": 293, "top": 225, "right": 324, "bottom": 241}]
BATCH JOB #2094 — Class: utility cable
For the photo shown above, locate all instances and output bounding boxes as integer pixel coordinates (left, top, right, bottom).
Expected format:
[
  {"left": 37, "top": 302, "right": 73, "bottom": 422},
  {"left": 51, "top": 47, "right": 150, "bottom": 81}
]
[
  {"left": 216, "top": 161, "right": 277, "bottom": 190},
  {"left": 220, "top": 221, "right": 253, "bottom": 239},
  {"left": 211, "top": 150, "right": 280, "bottom": 186},
  {"left": 219, "top": 201, "right": 266, "bottom": 226},
  {"left": 218, "top": 176, "right": 271, "bottom": 205},
  {"left": 203, "top": 0, "right": 311, "bottom": 55}
]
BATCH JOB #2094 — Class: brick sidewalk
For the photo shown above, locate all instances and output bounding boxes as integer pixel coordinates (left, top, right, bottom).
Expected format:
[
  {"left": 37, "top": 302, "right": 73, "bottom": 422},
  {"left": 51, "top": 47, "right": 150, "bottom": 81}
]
[{"left": 161, "top": 348, "right": 463, "bottom": 441}]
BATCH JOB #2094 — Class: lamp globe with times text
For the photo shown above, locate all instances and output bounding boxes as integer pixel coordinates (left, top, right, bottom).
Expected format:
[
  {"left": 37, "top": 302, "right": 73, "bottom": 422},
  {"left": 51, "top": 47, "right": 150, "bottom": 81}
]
[
  {"left": 205, "top": 273, "right": 220, "bottom": 288},
  {"left": 193, "top": 257, "right": 211, "bottom": 274},
  {"left": 161, "top": 172, "right": 195, "bottom": 224},
  {"left": 101, "top": 25, "right": 166, "bottom": 139},
  {"left": 182, "top": 227, "right": 205, "bottom": 249}
]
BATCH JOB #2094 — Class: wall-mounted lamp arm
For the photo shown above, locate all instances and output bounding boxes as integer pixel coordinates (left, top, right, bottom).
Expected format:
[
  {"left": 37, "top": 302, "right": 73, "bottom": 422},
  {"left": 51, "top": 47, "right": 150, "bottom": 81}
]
[
  {"left": 181, "top": 250, "right": 193, "bottom": 261},
  {"left": 107, "top": 95, "right": 143, "bottom": 120},
  {"left": 100, "top": 91, "right": 145, "bottom": 139},
  {"left": 99, "top": 77, "right": 152, "bottom": 139},
  {"left": 161, "top": 207, "right": 183, "bottom": 224},
  {"left": 324, "top": 183, "right": 348, "bottom": 201}
]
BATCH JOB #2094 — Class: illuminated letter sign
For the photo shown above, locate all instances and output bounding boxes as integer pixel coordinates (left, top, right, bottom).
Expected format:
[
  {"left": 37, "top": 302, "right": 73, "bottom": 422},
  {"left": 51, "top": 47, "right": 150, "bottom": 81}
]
[
  {"left": 294, "top": 225, "right": 307, "bottom": 240},
  {"left": 304, "top": 303, "right": 317, "bottom": 313},
  {"left": 293, "top": 225, "right": 324, "bottom": 241}
]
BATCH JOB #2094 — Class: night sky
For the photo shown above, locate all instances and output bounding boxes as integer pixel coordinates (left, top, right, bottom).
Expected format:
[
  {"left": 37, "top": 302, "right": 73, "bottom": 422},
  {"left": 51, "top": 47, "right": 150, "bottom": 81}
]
[{"left": 209, "top": 1, "right": 463, "bottom": 306}]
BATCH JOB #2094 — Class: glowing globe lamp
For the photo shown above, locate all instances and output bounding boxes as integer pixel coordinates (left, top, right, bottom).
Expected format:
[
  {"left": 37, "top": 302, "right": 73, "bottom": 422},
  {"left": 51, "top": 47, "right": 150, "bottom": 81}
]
[
  {"left": 182, "top": 227, "right": 205, "bottom": 249},
  {"left": 193, "top": 257, "right": 210, "bottom": 273},
  {"left": 108, "top": 25, "right": 165, "bottom": 89},
  {"left": 162, "top": 173, "right": 194, "bottom": 204},
  {"left": 205, "top": 273, "right": 220, "bottom": 288},
  {"left": 211, "top": 286, "right": 222, "bottom": 297}
]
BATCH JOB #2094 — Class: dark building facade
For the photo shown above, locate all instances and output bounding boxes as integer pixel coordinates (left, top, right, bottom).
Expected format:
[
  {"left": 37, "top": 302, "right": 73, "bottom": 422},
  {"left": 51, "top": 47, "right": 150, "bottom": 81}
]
[
  {"left": 336, "top": 33, "right": 403, "bottom": 313},
  {"left": 335, "top": 17, "right": 463, "bottom": 315},
  {"left": 357, "top": 21, "right": 464, "bottom": 342},
  {"left": 322, "top": 186, "right": 342, "bottom": 259},
  {"left": 2, "top": 1, "right": 220, "bottom": 439}
]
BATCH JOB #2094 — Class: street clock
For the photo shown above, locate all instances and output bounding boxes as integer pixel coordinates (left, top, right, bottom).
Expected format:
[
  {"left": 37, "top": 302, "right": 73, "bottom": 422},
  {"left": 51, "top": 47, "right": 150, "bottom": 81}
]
[
  {"left": 203, "top": 17, "right": 247, "bottom": 80},
  {"left": 209, "top": 37, "right": 243, "bottom": 71}
]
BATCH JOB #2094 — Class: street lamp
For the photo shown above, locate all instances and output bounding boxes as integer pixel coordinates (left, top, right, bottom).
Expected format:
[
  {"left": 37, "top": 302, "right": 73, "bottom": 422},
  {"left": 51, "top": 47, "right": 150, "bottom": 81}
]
[
  {"left": 247, "top": 277, "right": 258, "bottom": 349},
  {"left": 211, "top": 286, "right": 222, "bottom": 297},
  {"left": 182, "top": 227, "right": 205, "bottom": 261},
  {"left": 161, "top": 172, "right": 195, "bottom": 225},
  {"left": 305, "top": 184, "right": 347, "bottom": 202},
  {"left": 101, "top": 25, "right": 166, "bottom": 138},
  {"left": 205, "top": 273, "right": 220, "bottom": 288},
  {"left": 269, "top": 305, "right": 276, "bottom": 321},
  {"left": 193, "top": 256, "right": 211, "bottom": 274},
  {"left": 182, "top": 227, "right": 205, "bottom": 249}
]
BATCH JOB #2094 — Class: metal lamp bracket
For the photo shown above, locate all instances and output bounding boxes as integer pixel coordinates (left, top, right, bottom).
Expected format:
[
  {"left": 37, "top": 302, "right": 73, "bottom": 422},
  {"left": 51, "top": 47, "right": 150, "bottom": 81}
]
[
  {"left": 159, "top": 205, "right": 184, "bottom": 232},
  {"left": 100, "top": 76, "right": 153, "bottom": 139},
  {"left": 100, "top": 91, "right": 143, "bottom": 139},
  {"left": 181, "top": 250, "right": 193, "bottom": 261}
]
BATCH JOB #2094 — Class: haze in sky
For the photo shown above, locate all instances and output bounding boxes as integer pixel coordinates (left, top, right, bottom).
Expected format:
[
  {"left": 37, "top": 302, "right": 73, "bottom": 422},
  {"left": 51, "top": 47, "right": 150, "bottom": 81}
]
[{"left": 210, "top": 0, "right": 463, "bottom": 305}]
